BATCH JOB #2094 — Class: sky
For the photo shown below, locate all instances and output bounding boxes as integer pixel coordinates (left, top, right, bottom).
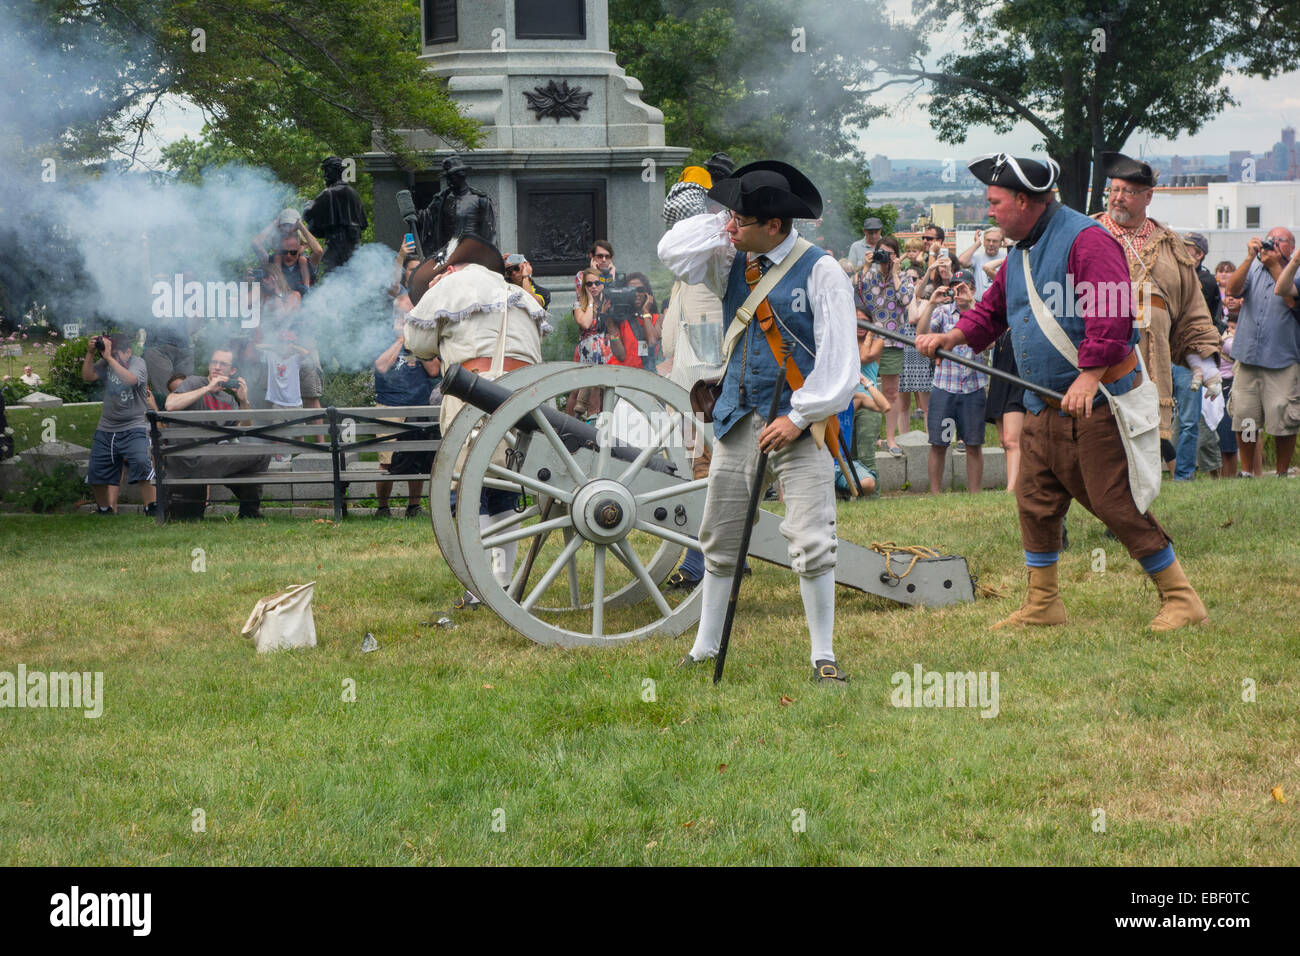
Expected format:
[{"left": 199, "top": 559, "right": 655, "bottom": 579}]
[{"left": 855, "top": 2, "right": 1300, "bottom": 162}]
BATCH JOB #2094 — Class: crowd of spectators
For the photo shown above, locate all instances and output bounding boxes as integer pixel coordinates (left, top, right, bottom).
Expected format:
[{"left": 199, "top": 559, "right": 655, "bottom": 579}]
[
  {"left": 62, "top": 154, "right": 1300, "bottom": 522},
  {"left": 787, "top": 213, "right": 1298, "bottom": 495}
]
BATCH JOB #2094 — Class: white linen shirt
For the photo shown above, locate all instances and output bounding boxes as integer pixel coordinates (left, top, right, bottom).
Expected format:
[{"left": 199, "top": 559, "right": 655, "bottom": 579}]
[{"left": 657, "top": 210, "right": 859, "bottom": 430}]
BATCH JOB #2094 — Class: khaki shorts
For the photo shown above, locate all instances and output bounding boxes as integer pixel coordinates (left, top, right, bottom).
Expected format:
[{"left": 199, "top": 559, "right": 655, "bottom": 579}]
[
  {"left": 878, "top": 346, "right": 904, "bottom": 377},
  {"left": 375, "top": 410, "right": 405, "bottom": 466},
  {"left": 298, "top": 360, "right": 324, "bottom": 399},
  {"left": 1228, "top": 362, "right": 1300, "bottom": 437}
]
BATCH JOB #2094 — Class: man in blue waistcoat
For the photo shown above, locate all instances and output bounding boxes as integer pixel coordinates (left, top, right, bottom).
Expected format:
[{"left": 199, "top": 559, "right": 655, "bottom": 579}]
[
  {"left": 658, "top": 161, "right": 859, "bottom": 682},
  {"left": 917, "top": 154, "right": 1208, "bottom": 632}
]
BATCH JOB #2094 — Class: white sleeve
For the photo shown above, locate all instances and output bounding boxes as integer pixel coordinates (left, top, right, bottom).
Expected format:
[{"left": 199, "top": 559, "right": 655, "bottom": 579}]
[
  {"left": 1186, "top": 352, "right": 1218, "bottom": 378},
  {"left": 787, "top": 257, "right": 860, "bottom": 430},
  {"left": 657, "top": 210, "right": 735, "bottom": 299}
]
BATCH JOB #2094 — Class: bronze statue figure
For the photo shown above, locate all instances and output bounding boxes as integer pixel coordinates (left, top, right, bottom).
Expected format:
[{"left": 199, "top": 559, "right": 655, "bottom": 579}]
[
  {"left": 302, "top": 156, "right": 367, "bottom": 271},
  {"left": 417, "top": 155, "right": 497, "bottom": 258}
]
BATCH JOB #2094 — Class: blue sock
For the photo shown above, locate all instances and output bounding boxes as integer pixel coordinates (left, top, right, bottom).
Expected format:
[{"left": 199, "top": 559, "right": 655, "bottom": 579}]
[
  {"left": 679, "top": 547, "right": 705, "bottom": 581},
  {"left": 1138, "top": 544, "right": 1175, "bottom": 575},
  {"left": 1024, "top": 550, "right": 1059, "bottom": 568}
]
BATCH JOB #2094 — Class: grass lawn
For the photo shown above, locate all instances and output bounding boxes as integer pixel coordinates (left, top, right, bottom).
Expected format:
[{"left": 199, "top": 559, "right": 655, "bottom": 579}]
[
  {"left": 1, "top": 334, "right": 61, "bottom": 385},
  {"left": 1, "top": 477, "right": 1297, "bottom": 865},
  {"left": 6, "top": 403, "right": 104, "bottom": 455}
]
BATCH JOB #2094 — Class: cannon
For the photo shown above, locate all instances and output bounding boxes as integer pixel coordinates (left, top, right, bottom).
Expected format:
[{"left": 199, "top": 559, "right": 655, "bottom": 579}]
[{"left": 430, "top": 362, "right": 975, "bottom": 648}]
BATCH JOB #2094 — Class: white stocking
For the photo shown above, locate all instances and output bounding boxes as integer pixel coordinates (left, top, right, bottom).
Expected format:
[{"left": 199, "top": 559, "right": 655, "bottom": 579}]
[
  {"left": 801, "top": 570, "right": 836, "bottom": 665},
  {"left": 687, "top": 570, "right": 730, "bottom": 661}
]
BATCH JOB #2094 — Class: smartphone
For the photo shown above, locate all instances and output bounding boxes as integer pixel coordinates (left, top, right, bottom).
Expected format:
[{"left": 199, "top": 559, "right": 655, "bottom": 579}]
[{"left": 404, "top": 233, "right": 415, "bottom": 247}]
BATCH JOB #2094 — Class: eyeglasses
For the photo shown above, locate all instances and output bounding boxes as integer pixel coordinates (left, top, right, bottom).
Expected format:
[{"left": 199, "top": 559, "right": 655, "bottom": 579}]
[
  {"left": 1107, "top": 185, "right": 1150, "bottom": 198},
  {"left": 584, "top": 281, "right": 603, "bottom": 288},
  {"left": 923, "top": 234, "right": 939, "bottom": 241},
  {"left": 592, "top": 253, "right": 612, "bottom": 261},
  {"left": 727, "top": 213, "right": 759, "bottom": 228},
  {"left": 280, "top": 249, "right": 300, "bottom": 256}
]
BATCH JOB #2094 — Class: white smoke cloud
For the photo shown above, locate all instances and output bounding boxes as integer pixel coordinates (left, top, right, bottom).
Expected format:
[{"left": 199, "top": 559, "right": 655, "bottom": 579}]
[{"left": 0, "top": 6, "right": 397, "bottom": 372}]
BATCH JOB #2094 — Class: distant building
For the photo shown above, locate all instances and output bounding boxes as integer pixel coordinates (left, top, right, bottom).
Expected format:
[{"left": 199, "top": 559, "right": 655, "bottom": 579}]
[
  {"left": 870, "top": 154, "right": 892, "bottom": 182},
  {"left": 1228, "top": 150, "right": 1252, "bottom": 182}
]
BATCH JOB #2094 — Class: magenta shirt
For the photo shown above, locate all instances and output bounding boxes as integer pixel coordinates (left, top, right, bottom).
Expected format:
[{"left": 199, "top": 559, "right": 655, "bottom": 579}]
[{"left": 956, "top": 227, "right": 1135, "bottom": 370}]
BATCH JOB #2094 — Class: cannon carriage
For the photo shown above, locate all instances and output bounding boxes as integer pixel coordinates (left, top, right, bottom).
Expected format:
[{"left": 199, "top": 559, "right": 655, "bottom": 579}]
[{"left": 431, "top": 362, "right": 975, "bottom": 648}]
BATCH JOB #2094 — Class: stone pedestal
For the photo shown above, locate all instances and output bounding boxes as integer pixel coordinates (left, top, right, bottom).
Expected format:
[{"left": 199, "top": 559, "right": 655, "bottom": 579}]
[{"left": 363, "top": 0, "right": 688, "bottom": 280}]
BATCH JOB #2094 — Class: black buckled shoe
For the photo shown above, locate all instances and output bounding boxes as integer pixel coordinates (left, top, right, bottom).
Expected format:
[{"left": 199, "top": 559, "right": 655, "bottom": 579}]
[
  {"left": 453, "top": 590, "right": 482, "bottom": 611},
  {"left": 666, "top": 571, "right": 701, "bottom": 592},
  {"left": 812, "top": 659, "right": 848, "bottom": 684}
]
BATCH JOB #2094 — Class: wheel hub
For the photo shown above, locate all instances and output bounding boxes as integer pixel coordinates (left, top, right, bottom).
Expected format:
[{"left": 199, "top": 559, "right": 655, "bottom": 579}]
[{"left": 571, "top": 479, "right": 636, "bottom": 543}]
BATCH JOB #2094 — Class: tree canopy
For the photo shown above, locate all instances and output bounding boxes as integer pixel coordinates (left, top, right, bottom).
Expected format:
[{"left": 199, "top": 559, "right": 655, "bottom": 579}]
[
  {"left": 609, "top": 0, "right": 919, "bottom": 246},
  {"left": 11, "top": 0, "right": 479, "bottom": 189},
  {"left": 898, "top": 0, "right": 1300, "bottom": 211}
]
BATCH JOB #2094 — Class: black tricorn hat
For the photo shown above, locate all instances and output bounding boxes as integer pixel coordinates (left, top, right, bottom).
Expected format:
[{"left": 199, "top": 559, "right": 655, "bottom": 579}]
[
  {"left": 704, "top": 151, "right": 735, "bottom": 180},
  {"left": 1101, "top": 151, "right": 1157, "bottom": 188},
  {"left": 706, "top": 160, "right": 823, "bottom": 220},
  {"left": 441, "top": 154, "right": 472, "bottom": 176},
  {"left": 408, "top": 233, "right": 504, "bottom": 305},
  {"left": 968, "top": 153, "right": 1059, "bottom": 194}
]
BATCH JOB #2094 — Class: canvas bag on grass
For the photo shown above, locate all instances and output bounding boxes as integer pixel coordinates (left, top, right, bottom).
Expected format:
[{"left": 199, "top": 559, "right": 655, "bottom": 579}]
[
  {"left": 241, "top": 581, "right": 318, "bottom": 653},
  {"left": 1022, "top": 250, "right": 1162, "bottom": 514}
]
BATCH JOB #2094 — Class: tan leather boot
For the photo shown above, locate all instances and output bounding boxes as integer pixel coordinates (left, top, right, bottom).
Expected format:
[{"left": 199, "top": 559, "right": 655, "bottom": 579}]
[
  {"left": 1148, "top": 558, "right": 1209, "bottom": 631},
  {"left": 990, "top": 565, "right": 1067, "bottom": 629}
]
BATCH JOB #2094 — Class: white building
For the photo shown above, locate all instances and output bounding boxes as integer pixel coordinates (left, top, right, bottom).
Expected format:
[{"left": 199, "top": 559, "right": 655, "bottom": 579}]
[
  {"left": 952, "top": 181, "right": 1300, "bottom": 269},
  {"left": 1148, "top": 181, "right": 1300, "bottom": 267}
]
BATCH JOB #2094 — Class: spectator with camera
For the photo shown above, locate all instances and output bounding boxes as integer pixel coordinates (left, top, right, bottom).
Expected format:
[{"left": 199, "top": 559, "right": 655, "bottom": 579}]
[
  {"left": 1224, "top": 228, "right": 1300, "bottom": 476},
  {"left": 854, "top": 235, "right": 913, "bottom": 455},
  {"left": 916, "top": 272, "right": 987, "bottom": 494},
  {"left": 81, "top": 332, "right": 157, "bottom": 516},
  {"left": 623, "top": 272, "right": 661, "bottom": 372},
  {"left": 847, "top": 217, "right": 885, "bottom": 270},
  {"left": 566, "top": 268, "right": 625, "bottom": 418},
  {"left": 921, "top": 224, "right": 946, "bottom": 263},
  {"left": 601, "top": 288, "right": 643, "bottom": 371},
  {"left": 578, "top": 239, "right": 618, "bottom": 290},
  {"left": 164, "top": 346, "right": 270, "bottom": 519}
]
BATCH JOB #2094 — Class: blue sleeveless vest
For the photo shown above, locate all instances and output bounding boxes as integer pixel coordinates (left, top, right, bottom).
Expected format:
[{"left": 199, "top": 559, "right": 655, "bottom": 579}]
[
  {"left": 1005, "top": 206, "right": 1138, "bottom": 414},
  {"left": 712, "top": 243, "right": 827, "bottom": 439}
]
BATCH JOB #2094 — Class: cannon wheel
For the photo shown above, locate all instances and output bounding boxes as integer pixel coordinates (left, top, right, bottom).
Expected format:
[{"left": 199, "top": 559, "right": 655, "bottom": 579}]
[
  {"left": 429, "top": 364, "right": 564, "bottom": 593},
  {"left": 429, "top": 363, "right": 684, "bottom": 614},
  {"left": 452, "top": 365, "right": 712, "bottom": 647}
]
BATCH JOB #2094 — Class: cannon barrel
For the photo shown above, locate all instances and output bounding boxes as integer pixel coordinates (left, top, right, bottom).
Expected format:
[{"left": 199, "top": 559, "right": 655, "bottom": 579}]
[{"left": 440, "top": 363, "right": 676, "bottom": 474}]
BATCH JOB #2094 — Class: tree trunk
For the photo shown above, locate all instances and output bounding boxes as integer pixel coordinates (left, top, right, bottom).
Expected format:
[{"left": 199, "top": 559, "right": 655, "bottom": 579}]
[{"left": 1053, "top": 147, "right": 1092, "bottom": 212}]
